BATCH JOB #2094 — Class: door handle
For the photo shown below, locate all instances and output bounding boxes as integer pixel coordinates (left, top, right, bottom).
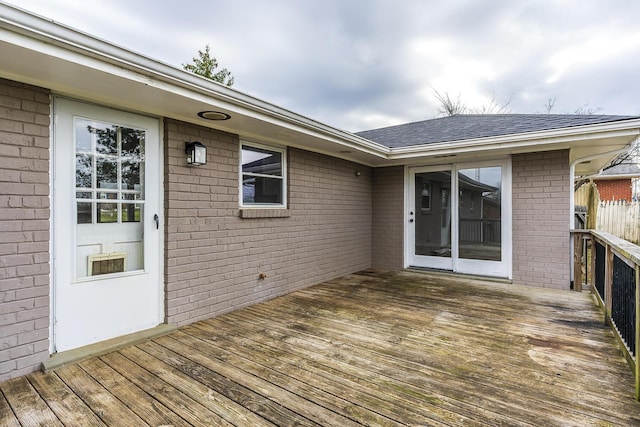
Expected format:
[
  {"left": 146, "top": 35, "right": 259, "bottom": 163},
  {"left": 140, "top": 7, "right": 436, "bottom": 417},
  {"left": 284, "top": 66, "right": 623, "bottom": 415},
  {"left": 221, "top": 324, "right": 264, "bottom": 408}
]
[{"left": 153, "top": 214, "right": 159, "bottom": 229}]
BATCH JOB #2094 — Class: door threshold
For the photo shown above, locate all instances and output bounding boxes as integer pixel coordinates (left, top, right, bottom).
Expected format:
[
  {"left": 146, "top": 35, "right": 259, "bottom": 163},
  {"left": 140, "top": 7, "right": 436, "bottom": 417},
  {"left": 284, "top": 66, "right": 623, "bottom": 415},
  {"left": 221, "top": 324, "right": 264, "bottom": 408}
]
[
  {"left": 407, "top": 267, "right": 513, "bottom": 284},
  {"left": 43, "top": 324, "right": 177, "bottom": 372}
]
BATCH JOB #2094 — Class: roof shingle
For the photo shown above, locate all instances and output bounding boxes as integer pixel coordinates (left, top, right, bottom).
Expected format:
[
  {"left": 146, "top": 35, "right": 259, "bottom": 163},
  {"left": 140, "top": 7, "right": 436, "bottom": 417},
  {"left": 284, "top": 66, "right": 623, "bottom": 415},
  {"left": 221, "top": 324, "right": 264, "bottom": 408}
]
[{"left": 356, "top": 114, "right": 640, "bottom": 148}]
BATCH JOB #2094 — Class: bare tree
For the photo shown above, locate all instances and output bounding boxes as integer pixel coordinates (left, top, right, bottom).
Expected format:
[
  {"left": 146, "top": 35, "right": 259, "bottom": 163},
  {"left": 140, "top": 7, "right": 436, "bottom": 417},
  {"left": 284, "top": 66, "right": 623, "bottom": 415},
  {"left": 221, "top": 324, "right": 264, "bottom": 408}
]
[
  {"left": 573, "top": 103, "right": 602, "bottom": 115},
  {"left": 543, "top": 97, "right": 557, "bottom": 114},
  {"left": 604, "top": 138, "right": 640, "bottom": 169},
  {"left": 432, "top": 88, "right": 512, "bottom": 116},
  {"left": 475, "top": 91, "right": 514, "bottom": 114},
  {"left": 543, "top": 97, "right": 602, "bottom": 115},
  {"left": 433, "top": 89, "right": 467, "bottom": 116}
]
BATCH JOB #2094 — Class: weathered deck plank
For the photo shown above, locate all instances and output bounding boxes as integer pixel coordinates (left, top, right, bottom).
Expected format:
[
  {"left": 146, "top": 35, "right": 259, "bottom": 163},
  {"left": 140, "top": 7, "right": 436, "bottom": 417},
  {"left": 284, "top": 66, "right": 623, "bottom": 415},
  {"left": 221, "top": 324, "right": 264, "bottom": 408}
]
[
  {"left": 26, "top": 371, "right": 107, "bottom": 427},
  {"left": 140, "top": 338, "right": 320, "bottom": 426},
  {"left": 98, "top": 351, "right": 232, "bottom": 427},
  {"left": 180, "top": 323, "right": 410, "bottom": 426},
  {"left": 171, "top": 328, "right": 404, "bottom": 427},
  {"left": 55, "top": 363, "right": 149, "bottom": 426},
  {"left": 225, "top": 301, "right": 572, "bottom": 425},
  {"left": 117, "top": 345, "right": 277, "bottom": 426},
  {"left": 0, "top": 383, "right": 24, "bottom": 427},
  {"left": 0, "top": 376, "right": 63, "bottom": 427},
  {"left": 2, "top": 269, "right": 640, "bottom": 426},
  {"left": 78, "top": 357, "right": 191, "bottom": 427}
]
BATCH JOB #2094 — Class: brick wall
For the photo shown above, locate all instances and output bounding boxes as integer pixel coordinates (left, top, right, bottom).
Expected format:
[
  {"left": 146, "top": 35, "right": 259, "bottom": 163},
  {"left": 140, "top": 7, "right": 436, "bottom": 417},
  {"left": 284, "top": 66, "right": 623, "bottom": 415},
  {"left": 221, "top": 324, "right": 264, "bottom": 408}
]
[
  {"left": 0, "top": 79, "right": 50, "bottom": 382},
  {"left": 594, "top": 179, "right": 632, "bottom": 201},
  {"left": 512, "top": 151, "right": 570, "bottom": 289},
  {"left": 372, "top": 166, "right": 405, "bottom": 270},
  {"left": 164, "top": 119, "right": 372, "bottom": 325}
]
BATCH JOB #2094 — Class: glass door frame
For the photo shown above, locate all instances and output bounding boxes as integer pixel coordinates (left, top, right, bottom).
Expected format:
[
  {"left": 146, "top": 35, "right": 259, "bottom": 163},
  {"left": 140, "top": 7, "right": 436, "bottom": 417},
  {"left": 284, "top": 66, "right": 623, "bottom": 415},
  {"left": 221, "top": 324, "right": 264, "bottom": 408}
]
[
  {"left": 405, "top": 159, "right": 512, "bottom": 279},
  {"left": 406, "top": 165, "right": 454, "bottom": 271}
]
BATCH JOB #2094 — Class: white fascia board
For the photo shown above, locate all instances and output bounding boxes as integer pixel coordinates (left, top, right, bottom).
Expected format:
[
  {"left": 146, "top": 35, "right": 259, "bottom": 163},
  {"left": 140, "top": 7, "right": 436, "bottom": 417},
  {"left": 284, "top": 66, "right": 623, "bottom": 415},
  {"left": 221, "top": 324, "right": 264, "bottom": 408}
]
[
  {"left": 2, "top": 3, "right": 639, "bottom": 165},
  {"left": 590, "top": 174, "right": 640, "bottom": 180},
  {"left": 386, "top": 121, "right": 640, "bottom": 160},
  {"left": 0, "top": 2, "right": 389, "bottom": 159}
]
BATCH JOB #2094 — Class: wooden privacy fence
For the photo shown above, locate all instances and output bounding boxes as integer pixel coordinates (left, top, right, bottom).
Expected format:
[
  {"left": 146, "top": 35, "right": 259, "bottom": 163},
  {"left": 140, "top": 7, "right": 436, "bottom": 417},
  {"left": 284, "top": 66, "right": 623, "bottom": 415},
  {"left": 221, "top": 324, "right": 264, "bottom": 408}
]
[
  {"left": 572, "top": 230, "right": 640, "bottom": 400},
  {"left": 597, "top": 201, "right": 640, "bottom": 244}
]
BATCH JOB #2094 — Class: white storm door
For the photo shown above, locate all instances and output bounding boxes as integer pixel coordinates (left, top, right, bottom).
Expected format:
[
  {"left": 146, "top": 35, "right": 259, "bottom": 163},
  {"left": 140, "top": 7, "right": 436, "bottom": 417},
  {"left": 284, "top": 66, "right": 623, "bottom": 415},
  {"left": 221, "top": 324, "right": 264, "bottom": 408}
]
[
  {"left": 407, "top": 166, "right": 454, "bottom": 271},
  {"left": 53, "top": 98, "right": 163, "bottom": 352}
]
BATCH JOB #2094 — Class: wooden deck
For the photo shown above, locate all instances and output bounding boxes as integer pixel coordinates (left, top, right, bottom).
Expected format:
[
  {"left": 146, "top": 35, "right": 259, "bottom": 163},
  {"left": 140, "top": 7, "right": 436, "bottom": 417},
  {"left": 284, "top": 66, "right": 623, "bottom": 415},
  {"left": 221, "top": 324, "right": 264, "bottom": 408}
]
[{"left": 2, "top": 269, "right": 640, "bottom": 426}]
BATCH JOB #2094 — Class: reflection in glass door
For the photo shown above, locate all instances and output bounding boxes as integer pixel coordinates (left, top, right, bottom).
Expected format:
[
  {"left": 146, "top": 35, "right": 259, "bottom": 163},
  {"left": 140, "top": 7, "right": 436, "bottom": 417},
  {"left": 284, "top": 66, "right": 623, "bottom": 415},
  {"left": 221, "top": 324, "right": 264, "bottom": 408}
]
[
  {"left": 75, "top": 119, "right": 145, "bottom": 277},
  {"left": 458, "top": 166, "right": 502, "bottom": 262}
]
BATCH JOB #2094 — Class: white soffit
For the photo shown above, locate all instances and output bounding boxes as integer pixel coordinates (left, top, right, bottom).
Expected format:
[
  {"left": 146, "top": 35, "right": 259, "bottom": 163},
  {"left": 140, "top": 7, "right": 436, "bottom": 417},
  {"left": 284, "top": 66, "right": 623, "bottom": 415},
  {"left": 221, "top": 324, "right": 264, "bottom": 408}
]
[{"left": 0, "top": 2, "right": 639, "bottom": 169}]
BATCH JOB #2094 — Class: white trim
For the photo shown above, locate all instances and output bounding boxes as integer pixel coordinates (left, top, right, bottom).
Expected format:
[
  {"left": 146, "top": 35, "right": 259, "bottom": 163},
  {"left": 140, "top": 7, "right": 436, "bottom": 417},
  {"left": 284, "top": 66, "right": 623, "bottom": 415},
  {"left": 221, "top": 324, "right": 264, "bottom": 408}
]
[
  {"left": 49, "top": 94, "right": 55, "bottom": 354},
  {"left": 51, "top": 97, "right": 164, "bottom": 352},
  {"left": 405, "top": 158, "right": 512, "bottom": 279},
  {"left": 389, "top": 124, "right": 640, "bottom": 158},
  {"left": 239, "top": 140, "right": 288, "bottom": 209},
  {"left": 2, "top": 3, "right": 639, "bottom": 171},
  {"left": 405, "top": 164, "right": 454, "bottom": 271}
]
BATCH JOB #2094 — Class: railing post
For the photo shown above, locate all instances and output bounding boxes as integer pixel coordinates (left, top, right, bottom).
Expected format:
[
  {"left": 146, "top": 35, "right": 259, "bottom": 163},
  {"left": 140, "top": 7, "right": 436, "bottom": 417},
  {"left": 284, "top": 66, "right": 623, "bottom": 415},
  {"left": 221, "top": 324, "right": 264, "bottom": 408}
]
[
  {"left": 636, "top": 265, "right": 640, "bottom": 401},
  {"left": 605, "top": 243, "right": 614, "bottom": 325},
  {"left": 589, "top": 234, "right": 595, "bottom": 291},
  {"left": 574, "top": 233, "right": 583, "bottom": 291}
]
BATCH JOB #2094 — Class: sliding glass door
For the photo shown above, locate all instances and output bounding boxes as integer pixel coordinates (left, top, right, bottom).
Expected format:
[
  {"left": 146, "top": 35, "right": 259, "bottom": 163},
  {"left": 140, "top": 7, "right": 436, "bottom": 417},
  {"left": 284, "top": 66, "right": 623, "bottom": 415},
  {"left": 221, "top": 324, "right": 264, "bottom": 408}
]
[{"left": 408, "top": 160, "right": 511, "bottom": 278}]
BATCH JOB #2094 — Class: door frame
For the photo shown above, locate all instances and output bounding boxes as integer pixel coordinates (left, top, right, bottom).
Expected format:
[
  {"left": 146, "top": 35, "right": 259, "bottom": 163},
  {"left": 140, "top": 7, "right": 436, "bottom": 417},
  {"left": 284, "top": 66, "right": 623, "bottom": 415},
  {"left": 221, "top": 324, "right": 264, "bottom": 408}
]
[
  {"left": 406, "top": 165, "right": 454, "bottom": 271},
  {"left": 50, "top": 97, "right": 165, "bottom": 353},
  {"left": 404, "top": 159, "right": 512, "bottom": 279}
]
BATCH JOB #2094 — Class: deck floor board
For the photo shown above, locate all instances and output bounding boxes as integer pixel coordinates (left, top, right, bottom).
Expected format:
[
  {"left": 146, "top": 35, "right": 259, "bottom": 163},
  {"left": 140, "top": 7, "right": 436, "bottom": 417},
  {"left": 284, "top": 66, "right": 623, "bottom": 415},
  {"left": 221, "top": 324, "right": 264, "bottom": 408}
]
[{"left": 2, "top": 269, "right": 639, "bottom": 426}]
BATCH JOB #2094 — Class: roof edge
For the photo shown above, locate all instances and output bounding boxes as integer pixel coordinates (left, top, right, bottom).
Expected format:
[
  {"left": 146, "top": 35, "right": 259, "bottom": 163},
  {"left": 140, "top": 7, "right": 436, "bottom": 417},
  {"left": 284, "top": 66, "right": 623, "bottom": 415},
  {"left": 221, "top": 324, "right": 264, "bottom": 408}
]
[
  {"left": 386, "top": 119, "right": 640, "bottom": 159},
  {"left": 0, "top": 2, "right": 389, "bottom": 156}
]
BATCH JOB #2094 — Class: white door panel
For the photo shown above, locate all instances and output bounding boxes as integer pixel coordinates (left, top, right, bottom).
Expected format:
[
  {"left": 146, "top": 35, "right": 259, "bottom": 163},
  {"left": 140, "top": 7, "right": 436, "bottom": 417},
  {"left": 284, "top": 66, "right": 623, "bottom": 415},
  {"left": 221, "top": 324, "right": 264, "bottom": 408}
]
[{"left": 53, "top": 98, "right": 162, "bottom": 352}]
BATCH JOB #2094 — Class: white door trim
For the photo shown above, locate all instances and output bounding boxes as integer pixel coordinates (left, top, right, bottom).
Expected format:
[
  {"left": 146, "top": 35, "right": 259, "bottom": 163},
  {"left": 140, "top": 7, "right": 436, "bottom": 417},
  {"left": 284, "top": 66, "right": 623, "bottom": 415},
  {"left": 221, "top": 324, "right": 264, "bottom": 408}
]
[
  {"left": 406, "top": 165, "right": 454, "bottom": 271},
  {"left": 51, "top": 97, "right": 164, "bottom": 353},
  {"left": 405, "top": 159, "right": 512, "bottom": 279}
]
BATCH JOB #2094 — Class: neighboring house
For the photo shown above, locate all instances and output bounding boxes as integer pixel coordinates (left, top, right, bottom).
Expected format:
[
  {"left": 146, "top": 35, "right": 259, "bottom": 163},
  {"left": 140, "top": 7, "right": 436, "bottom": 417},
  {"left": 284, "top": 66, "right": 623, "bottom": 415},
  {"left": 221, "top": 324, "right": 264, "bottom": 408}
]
[
  {"left": 591, "top": 163, "right": 640, "bottom": 201},
  {"left": 1, "top": 3, "right": 640, "bottom": 382}
]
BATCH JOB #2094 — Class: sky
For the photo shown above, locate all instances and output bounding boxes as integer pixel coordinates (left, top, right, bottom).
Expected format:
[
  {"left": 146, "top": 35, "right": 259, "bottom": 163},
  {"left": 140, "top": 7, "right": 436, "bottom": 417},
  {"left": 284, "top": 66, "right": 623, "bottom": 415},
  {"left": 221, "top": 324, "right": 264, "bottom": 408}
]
[{"left": 6, "top": 0, "right": 640, "bottom": 132}]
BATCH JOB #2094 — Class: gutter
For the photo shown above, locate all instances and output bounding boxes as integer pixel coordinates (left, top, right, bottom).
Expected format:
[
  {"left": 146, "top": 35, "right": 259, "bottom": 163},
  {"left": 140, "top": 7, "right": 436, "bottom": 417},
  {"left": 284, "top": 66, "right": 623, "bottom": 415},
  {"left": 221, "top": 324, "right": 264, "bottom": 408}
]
[
  {"left": 0, "top": 2, "right": 388, "bottom": 157},
  {"left": 568, "top": 145, "right": 634, "bottom": 287},
  {"left": 569, "top": 144, "right": 637, "bottom": 228},
  {"left": 388, "top": 122, "right": 640, "bottom": 160},
  {"left": 2, "top": 2, "right": 640, "bottom": 165}
]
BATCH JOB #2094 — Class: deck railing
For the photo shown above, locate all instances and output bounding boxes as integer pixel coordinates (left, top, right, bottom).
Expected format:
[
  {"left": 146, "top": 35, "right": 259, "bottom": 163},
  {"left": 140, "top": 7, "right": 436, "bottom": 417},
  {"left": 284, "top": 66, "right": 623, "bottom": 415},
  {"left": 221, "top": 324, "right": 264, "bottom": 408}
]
[
  {"left": 459, "top": 219, "right": 501, "bottom": 244},
  {"left": 572, "top": 230, "right": 640, "bottom": 400}
]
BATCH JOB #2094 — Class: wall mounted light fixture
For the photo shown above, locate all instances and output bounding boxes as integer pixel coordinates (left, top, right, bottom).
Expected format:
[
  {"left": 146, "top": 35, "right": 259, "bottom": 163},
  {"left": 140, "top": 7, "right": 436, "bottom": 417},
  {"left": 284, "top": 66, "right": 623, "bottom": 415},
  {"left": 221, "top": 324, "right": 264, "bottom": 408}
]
[{"left": 186, "top": 141, "right": 207, "bottom": 166}]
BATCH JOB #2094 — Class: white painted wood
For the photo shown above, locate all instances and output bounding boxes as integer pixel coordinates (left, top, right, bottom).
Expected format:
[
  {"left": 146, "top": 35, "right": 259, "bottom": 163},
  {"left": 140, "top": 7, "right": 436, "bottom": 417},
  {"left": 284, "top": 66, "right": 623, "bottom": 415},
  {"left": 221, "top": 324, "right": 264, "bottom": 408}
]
[
  {"left": 597, "top": 201, "right": 640, "bottom": 244},
  {"left": 52, "top": 98, "right": 163, "bottom": 352},
  {"left": 406, "top": 159, "right": 512, "bottom": 279},
  {"left": 407, "top": 165, "right": 454, "bottom": 271}
]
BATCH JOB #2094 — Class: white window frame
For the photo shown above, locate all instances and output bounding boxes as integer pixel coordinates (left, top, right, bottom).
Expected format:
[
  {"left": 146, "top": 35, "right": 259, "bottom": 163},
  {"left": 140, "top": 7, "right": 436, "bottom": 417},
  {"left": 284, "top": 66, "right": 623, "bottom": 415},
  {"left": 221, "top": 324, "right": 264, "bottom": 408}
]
[{"left": 239, "top": 141, "right": 287, "bottom": 208}]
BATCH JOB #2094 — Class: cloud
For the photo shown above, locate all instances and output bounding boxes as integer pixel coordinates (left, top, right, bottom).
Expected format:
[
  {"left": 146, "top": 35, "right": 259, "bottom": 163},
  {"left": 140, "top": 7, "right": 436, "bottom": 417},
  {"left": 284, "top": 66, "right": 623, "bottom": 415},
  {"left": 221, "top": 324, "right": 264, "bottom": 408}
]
[{"left": 7, "top": 0, "right": 640, "bottom": 131}]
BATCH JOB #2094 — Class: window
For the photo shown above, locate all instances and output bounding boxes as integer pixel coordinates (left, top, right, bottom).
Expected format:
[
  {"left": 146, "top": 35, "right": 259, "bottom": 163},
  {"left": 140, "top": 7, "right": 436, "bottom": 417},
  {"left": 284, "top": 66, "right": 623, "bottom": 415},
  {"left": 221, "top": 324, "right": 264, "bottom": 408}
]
[
  {"left": 75, "top": 119, "right": 144, "bottom": 225},
  {"left": 240, "top": 142, "right": 286, "bottom": 207}
]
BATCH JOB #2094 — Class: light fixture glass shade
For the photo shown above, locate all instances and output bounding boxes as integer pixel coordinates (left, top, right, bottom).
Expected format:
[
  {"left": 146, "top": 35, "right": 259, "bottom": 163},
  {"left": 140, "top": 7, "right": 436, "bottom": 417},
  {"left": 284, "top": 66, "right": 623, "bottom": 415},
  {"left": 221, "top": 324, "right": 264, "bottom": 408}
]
[{"left": 186, "top": 141, "right": 207, "bottom": 166}]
